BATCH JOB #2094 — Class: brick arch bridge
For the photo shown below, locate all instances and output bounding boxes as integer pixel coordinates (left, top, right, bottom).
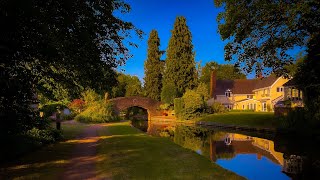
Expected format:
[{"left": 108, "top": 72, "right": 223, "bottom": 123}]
[{"left": 109, "top": 96, "right": 163, "bottom": 119}]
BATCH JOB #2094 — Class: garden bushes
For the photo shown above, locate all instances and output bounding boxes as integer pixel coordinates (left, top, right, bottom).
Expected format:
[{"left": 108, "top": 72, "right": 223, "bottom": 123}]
[{"left": 74, "top": 89, "right": 120, "bottom": 123}]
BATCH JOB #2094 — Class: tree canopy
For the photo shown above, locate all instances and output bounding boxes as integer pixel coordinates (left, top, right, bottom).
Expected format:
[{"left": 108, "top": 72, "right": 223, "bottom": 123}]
[
  {"left": 215, "top": 0, "right": 320, "bottom": 76},
  {"left": 112, "top": 73, "right": 143, "bottom": 98},
  {"left": 162, "top": 16, "right": 197, "bottom": 98},
  {"left": 144, "top": 30, "right": 163, "bottom": 101},
  {"left": 0, "top": 0, "right": 141, "bottom": 135}
]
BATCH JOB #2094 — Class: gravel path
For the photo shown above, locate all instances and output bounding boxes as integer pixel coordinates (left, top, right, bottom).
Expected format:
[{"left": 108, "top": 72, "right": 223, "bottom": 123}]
[{"left": 62, "top": 124, "right": 103, "bottom": 180}]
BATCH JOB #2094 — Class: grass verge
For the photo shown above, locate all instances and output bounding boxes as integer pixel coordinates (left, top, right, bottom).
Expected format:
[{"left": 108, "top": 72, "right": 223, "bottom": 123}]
[
  {"left": 0, "top": 123, "right": 86, "bottom": 179},
  {"left": 198, "top": 112, "right": 277, "bottom": 128},
  {"left": 96, "top": 122, "right": 244, "bottom": 180}
]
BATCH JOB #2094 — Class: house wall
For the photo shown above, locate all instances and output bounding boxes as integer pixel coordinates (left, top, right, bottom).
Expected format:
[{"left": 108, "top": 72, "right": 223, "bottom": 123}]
[
  {"left": 233, "top": 99, "right": 259, "bottom": 111},
  {"left": 270, "top": 77, "right": 289, "bottom": 100}
]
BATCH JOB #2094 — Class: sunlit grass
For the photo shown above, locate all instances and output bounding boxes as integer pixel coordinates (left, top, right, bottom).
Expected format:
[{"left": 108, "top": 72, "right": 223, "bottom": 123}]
[
  {"left": 96, "top": 122, "right": 244, "bottom": 180},
  {"left": 0, "top": 123, "right": 86, "bottom": 179},
  {"left": 198, "top": 112, "right": 277, "bottom": 128}
]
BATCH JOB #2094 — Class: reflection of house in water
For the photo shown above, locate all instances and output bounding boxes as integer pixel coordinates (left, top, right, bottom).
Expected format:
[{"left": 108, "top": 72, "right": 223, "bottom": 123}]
[{"left": 209, "top": 133, "right": 284, "bottom": 166}]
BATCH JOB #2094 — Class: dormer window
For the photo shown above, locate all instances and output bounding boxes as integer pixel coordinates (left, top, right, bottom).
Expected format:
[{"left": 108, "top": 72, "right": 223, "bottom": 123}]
[{"left": 225, "top": 89, "right": 232, "bottom": 97}]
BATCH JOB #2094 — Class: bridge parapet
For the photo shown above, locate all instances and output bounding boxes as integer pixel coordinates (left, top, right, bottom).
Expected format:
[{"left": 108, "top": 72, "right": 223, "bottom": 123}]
[{"left": 109, "top": 96, "right": 163, "bottom": 118}]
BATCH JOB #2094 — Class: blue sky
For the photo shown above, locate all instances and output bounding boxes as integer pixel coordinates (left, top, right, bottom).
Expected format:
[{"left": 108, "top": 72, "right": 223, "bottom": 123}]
[{"left": 117, "top": 0, "right": 242, "bottom": 82}]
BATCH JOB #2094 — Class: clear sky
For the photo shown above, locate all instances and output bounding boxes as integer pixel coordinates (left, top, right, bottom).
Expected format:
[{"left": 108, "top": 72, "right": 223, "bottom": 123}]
[{"left": 117, "top": 0, "right": 245, "bottom": 82}]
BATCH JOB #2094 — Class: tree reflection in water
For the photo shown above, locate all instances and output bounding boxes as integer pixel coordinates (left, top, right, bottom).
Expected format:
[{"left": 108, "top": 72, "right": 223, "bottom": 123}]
[{"left": 131, "top": 120, "right": 320, "bottom": 179}]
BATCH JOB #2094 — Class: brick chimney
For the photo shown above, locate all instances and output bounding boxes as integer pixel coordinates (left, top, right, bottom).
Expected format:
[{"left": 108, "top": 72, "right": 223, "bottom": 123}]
[
  {"left": 257, "top": 72, "right": 263, "bottom": 79},
  {"left": 210, "top": 71, "right": 216, "bottom": 98}
]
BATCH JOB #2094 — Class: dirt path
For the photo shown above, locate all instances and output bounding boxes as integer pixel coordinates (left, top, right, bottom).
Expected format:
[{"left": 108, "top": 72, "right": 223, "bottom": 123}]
[{"left": 62, "top": 124, "right": 103, "bottom": 180}]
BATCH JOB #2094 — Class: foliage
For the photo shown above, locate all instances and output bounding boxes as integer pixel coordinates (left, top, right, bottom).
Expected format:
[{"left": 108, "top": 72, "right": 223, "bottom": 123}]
[
  {"left": 144, "top": 30, "right": 163, "bottom": 101},
  {"left": 162, "top": 16, "right": 197, "bottom": 97},
  {"left": 81, "top": 89, "right": 101, "bottom": 106},
  {"left": 215, "top": 0, "right": 319, "bottom": 76},
  {"left": 161, "top": 83, "right": 178, "bottom": 104},
  {"left": 182, "top": 89, "right": 206, "bottom": 120},
  {"left": 196, "top": 82, "right": 210, "bottom": 101},
  {"left": 68, "top": 99, "right": 85, "bottom": 113},
  {"left": 40, "top": 102, "right": 68, "bottom": 119},
  {"left": 278, "top": 108, "right": 306, "bottom": 129},
  {"left": 211, "top": 102, "right": 226, "bottom": 114},
  {"left": 174, "top": 125, "right": 209, "bottom": 152},
  {"left": 0, "top": 0, "right": 141, "bottom": 137},
  {"left": 112, "top": 73, "right": 143, "bottom": 98},
  {"left": 174, "top": 98, "right": 184, "bottom": 119},
  {"left": 295, "top": 33, "right": 320, "bottom": 122},
  {"left": 159, "top": 103, "right": 171, "bottom": 110},
  {"left": 26, "top": 127, "right": 63, "bottom": 146},
  {"left": 75, "top": 100, "right": 119, "bottom": 123}
]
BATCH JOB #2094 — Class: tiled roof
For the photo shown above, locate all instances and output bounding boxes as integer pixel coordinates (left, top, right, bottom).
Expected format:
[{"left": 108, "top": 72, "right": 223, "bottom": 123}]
[
  {"left": 214, "top": 79, "right": 257, "bottom": 95},
  {"left": 254, "top": 75, "right": 279, "bottom": 90},
  {"left": 213, "top": 75, "right": 280, "bottom": 96}
]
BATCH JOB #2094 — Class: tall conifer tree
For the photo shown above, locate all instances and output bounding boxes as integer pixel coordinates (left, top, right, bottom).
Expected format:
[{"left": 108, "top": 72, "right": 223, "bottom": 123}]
[
  {"left": 163, "top": 16, "right": 197, "bottom": 98},
  {"left": 144, "top": 30, "right": 162, "bottom": 101}
]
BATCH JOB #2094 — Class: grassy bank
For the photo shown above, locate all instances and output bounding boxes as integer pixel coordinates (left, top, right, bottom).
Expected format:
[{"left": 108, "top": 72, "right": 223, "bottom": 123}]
[
  {"left": 198, "top": 112, "right": 277, "bottom": 128},
  {"left": 0, "top": 123, "right": 86, "bottom": 179},
  {"left": 96, "top": 122, "right": 244, "bottom": 180}
]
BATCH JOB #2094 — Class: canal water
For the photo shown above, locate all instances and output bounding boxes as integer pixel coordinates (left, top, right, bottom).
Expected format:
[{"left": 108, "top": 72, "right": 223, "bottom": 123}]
[{"left": 131, "top": 120, "right": 320, "bottom": 180}]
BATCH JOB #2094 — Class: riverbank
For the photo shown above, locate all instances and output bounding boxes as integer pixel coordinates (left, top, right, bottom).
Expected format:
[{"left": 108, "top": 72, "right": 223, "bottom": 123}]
[
  {"left": 1, "top": 121, "right": 244, "bottom": 179},
  {"left": 197, "top": 112, "right": 277, "bottom": 129},
  {"left": 96, "top": 121, "right": 244, "bottom": 179}
]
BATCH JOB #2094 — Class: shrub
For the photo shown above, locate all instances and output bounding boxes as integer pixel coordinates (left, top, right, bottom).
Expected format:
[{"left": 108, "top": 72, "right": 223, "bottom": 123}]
[
  {"left": 75, "top": 100, "right": 119, "bottom": 123},
  {"left": 81, "top": 89, "right": 100, "bottom": 106},
  {"left": 69, "top": 99, "right": 85, "bottom": 113},
  {"left": 26, "top": 127, "right": 63, "bottom": 145},
  {"left": 174, "top": 98, "right": 184, "bottom": 119},
  {"left": 196, "top": 82, "right": 210, "bottom": 101},
  {"left": 181, "top": 89, "right": 206, "bottom": 120},
  {"left": 211, "top": 102, "right": 226, "bottom": 113},
  {"left": 159, "top": 103, "right": 171, "bottom": 110}
]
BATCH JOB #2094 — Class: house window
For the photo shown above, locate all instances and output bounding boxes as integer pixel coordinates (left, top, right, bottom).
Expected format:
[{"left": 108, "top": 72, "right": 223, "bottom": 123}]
[
  {"left": 242, "top": 105, "right": 245, "bottom": 109},
  {"left": 277, "top": 87, "right": 284, "bottom": 92},
  {"left": 247, "top": 95, "right": 253, "bottom": 99},
  {"left": 225, "top": 89, "right": 232, "bottom": 97}
]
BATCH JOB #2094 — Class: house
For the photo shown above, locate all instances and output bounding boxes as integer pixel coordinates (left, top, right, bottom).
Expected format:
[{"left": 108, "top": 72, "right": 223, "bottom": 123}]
[{"left": 208, "top": 71, "right": 290, "bottom": 112}]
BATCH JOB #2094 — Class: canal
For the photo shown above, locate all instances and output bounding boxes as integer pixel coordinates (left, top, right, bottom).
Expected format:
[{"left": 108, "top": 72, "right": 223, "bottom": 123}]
[{"left": 131, "top": 119, "right": 320, "bottom": 180}]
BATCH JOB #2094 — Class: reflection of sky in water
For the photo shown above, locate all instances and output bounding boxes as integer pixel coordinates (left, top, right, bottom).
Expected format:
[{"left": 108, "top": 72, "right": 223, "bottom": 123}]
[
  {"left": 196, "top": 149, "right": 202, "bottom": 155},
  {"left": 216, "top": 154, "right": 289, "bottom": 180}
]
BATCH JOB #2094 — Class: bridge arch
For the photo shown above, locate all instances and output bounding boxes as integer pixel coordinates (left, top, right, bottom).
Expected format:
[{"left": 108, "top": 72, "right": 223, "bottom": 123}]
[{"left": 109, "top": 96, "right": 163, "bottom": 119}]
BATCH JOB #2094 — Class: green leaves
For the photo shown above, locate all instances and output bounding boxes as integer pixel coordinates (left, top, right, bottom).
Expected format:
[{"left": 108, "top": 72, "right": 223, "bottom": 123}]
[
  {"left": 163, "top": 16, "right": 197, "bottom": 97},
  {"left": 215, "top": 0, "right": 319, "bottom": 76},
  {"left": 144, "top": 30, "right": 163, "bottom": 101}
]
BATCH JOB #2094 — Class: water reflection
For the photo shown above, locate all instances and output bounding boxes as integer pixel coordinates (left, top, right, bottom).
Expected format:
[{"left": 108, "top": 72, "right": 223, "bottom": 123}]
[{"left": 131, "top": 120, "right": 320, "bottom": 180}]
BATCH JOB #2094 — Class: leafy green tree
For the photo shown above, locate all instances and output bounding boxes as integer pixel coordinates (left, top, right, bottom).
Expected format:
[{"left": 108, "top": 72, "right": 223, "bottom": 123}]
[
  {"left": 161, "top": 83, "right": 178, "bottom": 104},
  {"left": 295, "top": 34, "right": 320, "bottom": 122},
  {"left": 182, "top": 89, "right": 206, "bottom": 119},
  {"left": 163, "top": 16, "right": 197, "bottom": 97},
  {"left": 0, "top": 0, "right": 141, "bottom": 136},
  {"left": 196, "top": 82, "right": 210, "bottom": 102},
  {"left": 112, "top": 73, "right": 142, "bottom": 97},
  {"left": 144, "top": 30, "right": 163, "bottom": 101},
  {"left": 215, "top": 0, "right": 319, "bottom": 76}
]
